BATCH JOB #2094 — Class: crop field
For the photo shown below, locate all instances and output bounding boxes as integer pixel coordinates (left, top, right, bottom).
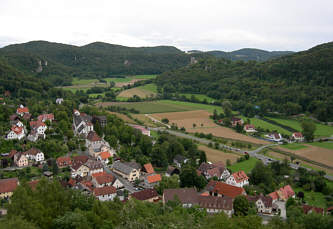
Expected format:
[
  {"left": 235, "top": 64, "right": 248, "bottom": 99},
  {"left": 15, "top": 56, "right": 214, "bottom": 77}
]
[
  {"left": 308, "top": 142, "right": 333, "bottom": 150},
  {"left": 199, "top": 145, "right": 240, "bottom": 164},
  {"left": 151, "top": 110, "right": 269, "bottom": 145},
  {"left": 227, "top": 157, "right": 259, "bottom": 174},
  {"left": 276, "top": 144, "right": 333, "bottom": 168},
  {"left": 160, "top": 100, "right": 224, "bottom": 113}
]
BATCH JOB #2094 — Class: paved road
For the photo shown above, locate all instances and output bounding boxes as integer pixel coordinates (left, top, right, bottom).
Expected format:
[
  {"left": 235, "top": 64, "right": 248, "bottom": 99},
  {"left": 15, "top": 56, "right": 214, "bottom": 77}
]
[{"left": 151, "top": 127, "right": 333, "bottom": 181}]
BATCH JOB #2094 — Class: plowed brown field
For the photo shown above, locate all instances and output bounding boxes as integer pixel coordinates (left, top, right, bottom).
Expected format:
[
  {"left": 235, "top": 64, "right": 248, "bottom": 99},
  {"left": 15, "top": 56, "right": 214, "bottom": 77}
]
[
  {"left": 151, "top": 110, "right": 269, "bottom": 145},
  {"left": 198, "top": 145, "right": 240, "bottom": 164}
]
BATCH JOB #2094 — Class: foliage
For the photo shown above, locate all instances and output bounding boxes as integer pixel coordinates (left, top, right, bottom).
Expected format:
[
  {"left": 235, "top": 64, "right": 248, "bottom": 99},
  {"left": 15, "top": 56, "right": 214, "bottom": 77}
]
[
  {"left": 301, "top": 120, "right": 316, "bottom": 142},
  {"left": 233, "top": 195, "right": 250, "bottom": 216}
]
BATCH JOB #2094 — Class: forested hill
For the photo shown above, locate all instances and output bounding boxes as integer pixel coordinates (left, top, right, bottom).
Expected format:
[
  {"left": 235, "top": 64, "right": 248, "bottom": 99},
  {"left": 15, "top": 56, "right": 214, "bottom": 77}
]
[
  {"left": 0, "top": 41, "right": 208, "bottom": 85},
  {"left": 0, "top": 58, "right": 67, "bottom": 100},
  {"left": 157, "top": 42, "right": 333, "bottom": 121},
  {"left": 188, "top": 48, "right": 293, "bottom": 61}
]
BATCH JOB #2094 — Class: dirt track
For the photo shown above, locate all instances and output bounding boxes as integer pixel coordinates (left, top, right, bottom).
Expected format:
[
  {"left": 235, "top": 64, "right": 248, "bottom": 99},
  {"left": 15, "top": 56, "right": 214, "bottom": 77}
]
[{"left": 151, "top": 110, "right": 269, "bottom": 145}]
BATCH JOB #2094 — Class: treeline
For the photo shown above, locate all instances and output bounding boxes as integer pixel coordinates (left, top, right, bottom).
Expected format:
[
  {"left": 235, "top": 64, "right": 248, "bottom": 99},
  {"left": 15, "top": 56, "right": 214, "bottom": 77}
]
[
  {"left": 2, "top": 178, "right": 333, "bottom": 229},
  {"left": 0, "top": 41, "right": 209, "bottom": 86},
  {"left": 156, "top": 42, "right": 333, "bottom": 121}
]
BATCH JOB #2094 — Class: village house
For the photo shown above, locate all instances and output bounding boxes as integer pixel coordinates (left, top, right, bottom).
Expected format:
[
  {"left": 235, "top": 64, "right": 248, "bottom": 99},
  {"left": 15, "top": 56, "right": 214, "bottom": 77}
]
[
  {"left": 205, "top": 180, "right": 246, "bottom": 199},
  {"left": 226, "top": 171, "right": 249, "bottom": 187},
  {"left": 13, "top": 120, "right": 24, "bottom": 128},
  {"left": 24, "top": 148, "right": 45, "bottom": 162},
  {"left": 88, "top": 143, "right": 114, "bottom": 158},
  {"left": 163, "top": 188, "right": 198, "bottom": 208},
  {"left": 28, "top": 120, "right": 47, "bottom": 141},
  {"left": 73, "top": 111, "right": 94, "bottom": 137},
  {"left": 92, "top": 172, "right": 114, "bottom": 188},
  {"left": 132, "top": 125, "right": 150, "bottom": 136},
  {"left": 173, "top": 154, "right": 189, "bottom": 168},
  {"left": 97, "top": 151, "right": 112, "bottom": 164},
  {"left": 198, "top": 195, "right": 233, "bottom": 216},
  {"left": 145, "top": 174, "right": 162, "bottom": 187},
  {"left": 92, "top": 115, "right": 107, "bottom": 128},
  {"left": 131, "top": 188, "right": 159, "bottom": 202},
  {"left": 124, "top": 161, "right": 142, "bottom": 173},
  {"left": 7, "top": 125, "right": 25, "bottom": 140},
  {"left": 302, "top": 205, "right": 324, "bottom": 215},
  {"left": 268, "top": 185, "right": 295, "bottom": 203},
  {"left": 37, "top": 113, "right": 54, "bottom": 123},
  {"left": 265, "top": 132, "right": 283, "bottom": 142},
  {"left": 16, "top": 105, "right": 29, "bottom": 117},
  {"left": 14, "top": 153, "right": 28, "bottom": 167},
  {"left": 71, "top": 163, "right": 89, "bottom": 178},
  {"left": 86, "top": 131, "right": 103, "bottom": 148},
  {"left": 112, "top": 161, "right": 140, "bottom": 181},
  {"left": 22, "top": 113, "right": 32, "bottom": 121},
  {"left": 231, "top": 117, "right": 244, "bottom": 127},
  {"left": 244, "top": 124, "right": 256, "bottom": 133},
  {"left": 85, "top": 159, "right": 104, "bottom": 176},
  {"left": 247, "top": 195, "right": 273, "bottom": 214},
  {"left": 0, "top": 178, "right": 19, "bottom": 199},
  {"left": 198, "top": 162, "right": 230, "bottom": 180},
  {"left": 292, "top": 132, "right": 304, "bottom": 142},
  {"left": 56, "top": 156, "right": 72, "bottom": 168},
  {"left": 165, "top": 166, "right": 180, "bottom": 177},
  {"left": 93, "top": 186, "right": 117, "bottom": 201}
]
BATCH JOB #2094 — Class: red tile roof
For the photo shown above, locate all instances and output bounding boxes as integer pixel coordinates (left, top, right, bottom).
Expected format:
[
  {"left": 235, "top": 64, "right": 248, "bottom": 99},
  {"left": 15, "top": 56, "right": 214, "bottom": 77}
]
[
  {"left": 144, "top": 163, "right": 155, "bottom": 174},
  {"left": 30, "top": 120, "right": 46, "bottom": 128},
  {"left": 147, "top": 174, "right": 162, "bottom": 184},
  {"left": 99, "top": 151, "right": 111, "bottom": 160},
  {"left": 93, "top": 186, "right": 116, "bottom": 196},
  {"left": 207, "top": 180, "right": 245, "bottom": 199},
  {"left": 81, "top": 181, "right": 93, "bottom": 191},
  {"left": 87, "top": 131, "right": 101, "bottom": 142},
  {"left": 92, "top": 171, "right": 108, "bottom": 178},
  {"left": 293, "top": 132, "right": 303, "bottom": 138},
  {"left": 0, "top": 178, "right": 19, "bottom": 193},
  {"left": 11, "top": 125, "right": 23, "bottom": 135},
  {"left": 302, "top": 205, "right": 324, "bottom": 214},
  {"left": 95, "top": 173, "right": 114, "bottom": 185},
  {"left": 232, "top": 171, "right": 249, "bottom": 183},
  {"left": 24, "top": 148, "right": 42, "bottom": 156},
  {"left": 17, "top": 107, "right": 29, "bottom": 114},
  {"left": 244, "top": 124, "right": 255, "bottom": 130},
  {"left": 72, "top": 155, "right": 89, "bottom": 164},
  {"left": 37, "top": 114, "right": 54, "bottom": 122},
  {"left": 131, "top": 188, "right": 158, "bottom": 201},
  {"left": 56, "top": 156, "right": 72, "bottom": 167},
  {"left": 269, "top": 185, "right": 295, "bottom": 201}
]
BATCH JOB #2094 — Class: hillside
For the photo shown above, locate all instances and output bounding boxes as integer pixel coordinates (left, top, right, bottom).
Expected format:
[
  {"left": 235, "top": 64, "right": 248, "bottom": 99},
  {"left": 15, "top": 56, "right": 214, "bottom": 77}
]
[
  {"left": 0, "top": 57, "right": 67, "bottom": 100},
  {"left": 0, "top": 41, "right": 207, "bottom": 85},
  {"left": 157, "top": 42, "right": 333, "bottom": 121}
]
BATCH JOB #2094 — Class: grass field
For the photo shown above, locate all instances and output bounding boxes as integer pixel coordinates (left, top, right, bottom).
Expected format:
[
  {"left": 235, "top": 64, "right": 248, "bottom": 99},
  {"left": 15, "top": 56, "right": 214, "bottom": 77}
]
[
  {"left": 130, "top": 74, "right": 157, "bottom": 79},
  {"left": 267, "top": 117, "right": 333, "bottom": 138},
  {"left": 280, "top": 143, "right": 307, "bottom": 150},
  {"left": 138, "top": 83, "right": 158, "bottom": 93},
  {"left": 227, "top": 157, "right": 259, "bottom": 174},
  {"left": 242, "top": 117, "right": 292, "bottom": 135},
  {"left": 293, "top": 187, "right": 327, "bottom": 208},
  {"left": 307, "top": 142, "right": 333, "bottom": 150},
  {"left": 160, "top": 100, "right": 224, "bottom": 113}
]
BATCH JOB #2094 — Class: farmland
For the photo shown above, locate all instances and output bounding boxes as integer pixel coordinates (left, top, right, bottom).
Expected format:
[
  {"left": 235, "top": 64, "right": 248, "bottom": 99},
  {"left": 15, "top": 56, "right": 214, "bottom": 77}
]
[
  {"left": 151, "top": 110, "right": 269, "bottom": 145},
  {"left": 199, "top": 145, "right": 240, "bottom": 164},
  {"left": 118, "top": 87, "right": 156, "bottom": 98},
  {"left": 308, "top": 142, "right": 333, "bottom": 150},
  {"left": 280, "top": 143, "right": 307, "bottom": 150},
  {"left": 177, "top": 93, "right": 216, "bottom": 103}
]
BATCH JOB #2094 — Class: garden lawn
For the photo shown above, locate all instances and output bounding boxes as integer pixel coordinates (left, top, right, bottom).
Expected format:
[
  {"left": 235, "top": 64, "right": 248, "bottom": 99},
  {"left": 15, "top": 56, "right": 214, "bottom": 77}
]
[
  {"left": 227, "top": 157, "right": 259, "bottom": 174},
  {"left": 280, "top": 143, "right": 307, "bottom": 150},
  {"left": 293, "top": 187, "right": 328, "bottom": 208},
  {"left": 307, "top": 142, "right": 333, "bottom": 150}
]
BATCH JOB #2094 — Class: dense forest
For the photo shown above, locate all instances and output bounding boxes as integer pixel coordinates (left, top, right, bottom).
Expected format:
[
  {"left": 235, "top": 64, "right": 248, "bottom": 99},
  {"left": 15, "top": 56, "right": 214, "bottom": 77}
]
[
  {"left": 0, "top": 41, "right": 208, "bottom": 85},
  {"left": 156, "top": 42, "right": 333, "bottom": 121}
]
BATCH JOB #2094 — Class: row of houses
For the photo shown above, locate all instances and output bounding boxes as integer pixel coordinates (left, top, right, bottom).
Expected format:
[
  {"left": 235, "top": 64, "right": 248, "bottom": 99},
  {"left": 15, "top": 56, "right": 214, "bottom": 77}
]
[{"left": 7, "top": 148, "right": 45, "bottom": 167}]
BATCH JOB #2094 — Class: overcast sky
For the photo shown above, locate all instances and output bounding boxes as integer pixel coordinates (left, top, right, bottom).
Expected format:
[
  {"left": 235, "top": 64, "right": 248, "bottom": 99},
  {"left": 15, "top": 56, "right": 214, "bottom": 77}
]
[{"left": 1, "top": 0, "right": 332, "bottom": 51}]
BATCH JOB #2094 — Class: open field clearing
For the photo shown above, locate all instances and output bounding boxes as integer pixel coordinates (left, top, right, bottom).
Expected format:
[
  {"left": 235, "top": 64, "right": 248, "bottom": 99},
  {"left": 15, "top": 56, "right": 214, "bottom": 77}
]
[
  {"left": 308, "top": 141, "right": 333, "bottom": 150},
  {"left": 280, "top": 143, "right": 307, "bottom": 150},
  {"left": 240, "top": 116, "right": 292, "bottom": 135},
  {"left": 130, "top": 75, "right": 157, "bottom": 79},
  {"left": 266, "top": 117, "right": 333, "bottom": 137},
  {"left": 178, "top": 93, "right": 216, "bottom": 103},
  {"left": 293, "top": 187, "right": 328, "bottom": 208},
  {"left": 137, "top": 83, "right": 158, "bottom": 93},
  {"left": 151, "top": 110, "right": 269, "bottom": 145},
  {"left": 160, "top": 100, "right": 224, "bottom": 113},
  {"left": 198, "top": 145, "right": 240, "bottom": 164},
  {"left": 95, "top": 101, "right": 197, "bottom": 113},
  {"left": 276, "top": 144, "right": 333, "bottom": 168},
  {"left": 227, "top": 157, "right": 259, "bottom": 174},
  {"left": 107, "top": 112, "right": 136, "bottom": 124},
  {"left": 118, "top": 87, "right": 156, "bottom": 98}
]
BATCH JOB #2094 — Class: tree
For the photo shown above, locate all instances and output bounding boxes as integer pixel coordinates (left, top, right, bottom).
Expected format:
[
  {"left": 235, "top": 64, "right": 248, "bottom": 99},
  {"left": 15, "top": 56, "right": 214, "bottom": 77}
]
[
  {"left": 155, "top": 175, "right": 180, "bottom": 194},
  {"left": 161, "top": 118, "right": 169, "bottom": 124},
  {"left": 222, "top": 101, "right": 232, "bottom": 118},
  {"left": 179, "top": 165, "right": 207, "bottom": 190},
  {"left": 301, "top": 120, "right": 316, "bottom": 142},
  {"left": 192, "top": 123, "right": 196, "bottom": 128},
  {"left": 233, "top": 195, "right": 250, "bottom": 216}
]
